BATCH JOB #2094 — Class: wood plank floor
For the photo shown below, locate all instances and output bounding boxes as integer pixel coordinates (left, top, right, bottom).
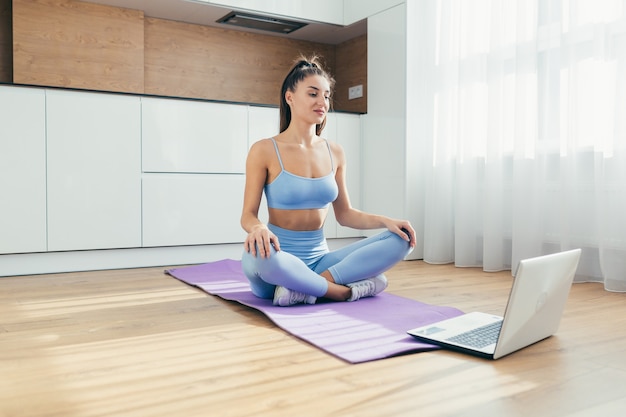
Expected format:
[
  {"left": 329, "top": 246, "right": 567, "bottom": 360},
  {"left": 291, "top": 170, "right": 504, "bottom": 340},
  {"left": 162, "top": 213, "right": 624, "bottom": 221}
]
[{"left": 1, "top": 260, "right": 625, "bottom": 417}]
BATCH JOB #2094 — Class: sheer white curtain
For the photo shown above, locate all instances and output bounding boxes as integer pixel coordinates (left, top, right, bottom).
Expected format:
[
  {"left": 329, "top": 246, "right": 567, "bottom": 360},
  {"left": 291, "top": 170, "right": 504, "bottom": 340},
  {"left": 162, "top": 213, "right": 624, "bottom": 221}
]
[{"left": 416, "top": 0, "right": 626, "bottom": 291}]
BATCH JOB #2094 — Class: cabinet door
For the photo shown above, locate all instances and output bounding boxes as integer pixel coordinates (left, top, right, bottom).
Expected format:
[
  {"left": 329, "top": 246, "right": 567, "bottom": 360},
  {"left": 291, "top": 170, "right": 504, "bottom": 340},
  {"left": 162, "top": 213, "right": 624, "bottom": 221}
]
[
  {"left": 0, "top": 87, "right": 47, "bottom": 254},
  {"left": 335, "top": 113, "right": 362, "bottom": 238},
  {"left": 46, "top": 90, "right": 141, "bottom": 251},
  {"left": 206, "top": 0, "right": 344, "bottom": 25},
  {"left": 248, "top": 106, "right": 279, "bottom": 147},
  {"left": 324, "top": 112, "right": 363, "bottom": 238},
  {"left": 142, "top": 97, "right": 248, "bottom": 174},
  {"left": 322, "top": 113, "right": 339, "bottom": 238},
  {"left": 247, "top": 106, "right": 279, "bottom": 225},
  {"left": 142, "top": 174, "right": 246, "bottom": 247}
]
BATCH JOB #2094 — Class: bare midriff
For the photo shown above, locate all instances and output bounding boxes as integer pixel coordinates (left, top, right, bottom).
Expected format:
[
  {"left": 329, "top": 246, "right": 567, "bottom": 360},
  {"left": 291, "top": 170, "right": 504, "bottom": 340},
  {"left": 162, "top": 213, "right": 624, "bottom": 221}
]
[{"left": 268, "top": 207, "right": 329, "bottom": 231}]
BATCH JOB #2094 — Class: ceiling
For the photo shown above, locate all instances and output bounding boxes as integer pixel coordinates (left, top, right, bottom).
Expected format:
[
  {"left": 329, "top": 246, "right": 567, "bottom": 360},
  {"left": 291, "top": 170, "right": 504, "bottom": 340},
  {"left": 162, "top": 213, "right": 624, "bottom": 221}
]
[{"left": 81, "top": 0, "right": 367, "bottom": 45}]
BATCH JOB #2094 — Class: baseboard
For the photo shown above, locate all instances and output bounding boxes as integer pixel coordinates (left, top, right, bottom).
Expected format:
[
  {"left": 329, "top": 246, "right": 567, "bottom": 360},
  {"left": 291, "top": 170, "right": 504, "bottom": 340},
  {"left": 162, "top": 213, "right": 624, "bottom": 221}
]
[{"left": 0, "top": 238, "right": 362, "bottom": 277}]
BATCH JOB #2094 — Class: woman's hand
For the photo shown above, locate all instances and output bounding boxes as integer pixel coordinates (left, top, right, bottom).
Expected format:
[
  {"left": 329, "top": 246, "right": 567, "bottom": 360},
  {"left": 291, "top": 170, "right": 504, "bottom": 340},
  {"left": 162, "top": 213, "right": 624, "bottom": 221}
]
[
  {"left": 383, "top": 218, "right": 417, "bottom": 249},
  {"left": 244, "top": 224, "right": 280, "bottom": 258}
]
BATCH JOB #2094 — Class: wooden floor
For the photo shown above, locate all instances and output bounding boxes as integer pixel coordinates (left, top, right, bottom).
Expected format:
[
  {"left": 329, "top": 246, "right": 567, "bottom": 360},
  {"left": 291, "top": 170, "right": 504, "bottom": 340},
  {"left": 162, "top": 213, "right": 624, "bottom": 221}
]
[{"left": 1, "top": 260, "right": 626, "bottom": 417}]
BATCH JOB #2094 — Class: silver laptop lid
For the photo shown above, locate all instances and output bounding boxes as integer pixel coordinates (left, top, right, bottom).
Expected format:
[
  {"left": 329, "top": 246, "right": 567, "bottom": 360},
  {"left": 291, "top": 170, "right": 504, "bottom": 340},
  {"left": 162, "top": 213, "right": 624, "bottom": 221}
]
[{"left": 493, "top": 248, "right": 581, "bottom": 359}]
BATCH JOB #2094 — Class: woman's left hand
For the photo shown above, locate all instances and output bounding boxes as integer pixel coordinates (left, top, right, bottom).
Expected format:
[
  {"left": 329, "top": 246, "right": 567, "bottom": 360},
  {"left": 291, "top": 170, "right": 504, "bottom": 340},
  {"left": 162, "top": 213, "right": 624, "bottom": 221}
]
[{"left": 384, "top": 218, "right": 416, "bottom": 248}]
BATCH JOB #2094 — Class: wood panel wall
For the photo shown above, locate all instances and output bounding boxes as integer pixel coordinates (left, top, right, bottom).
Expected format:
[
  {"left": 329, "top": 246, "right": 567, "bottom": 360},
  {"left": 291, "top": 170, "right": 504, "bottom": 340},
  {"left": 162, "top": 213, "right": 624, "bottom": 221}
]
[
  {"left": 0, "top": 0, "right": 11, "bottom": 83},
  {"left": 10, "top": 0, "right": 367, "bottom": 113},
  {"left": 144, "top": 17, "right": 335, "bottom": 106},
  {"left": 13, "top": 0, "right": 144, "bottom": 93},
  {"left": 334, "top": 35, "right": 367, "bottom": 113}
]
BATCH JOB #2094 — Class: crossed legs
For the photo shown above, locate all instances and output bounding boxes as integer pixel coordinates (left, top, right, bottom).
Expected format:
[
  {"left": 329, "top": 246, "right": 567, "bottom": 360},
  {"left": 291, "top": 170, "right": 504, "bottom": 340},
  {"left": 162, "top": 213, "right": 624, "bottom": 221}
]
[{"left": 242, "top": 229, "right": 412, "bottom": 302}]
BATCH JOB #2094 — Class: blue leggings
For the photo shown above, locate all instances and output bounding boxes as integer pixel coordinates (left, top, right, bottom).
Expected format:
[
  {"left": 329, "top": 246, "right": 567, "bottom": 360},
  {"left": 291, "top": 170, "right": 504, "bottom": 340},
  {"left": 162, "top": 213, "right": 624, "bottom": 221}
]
[{"left": 241, "top": 224, "right": 413, "bottom": 299}]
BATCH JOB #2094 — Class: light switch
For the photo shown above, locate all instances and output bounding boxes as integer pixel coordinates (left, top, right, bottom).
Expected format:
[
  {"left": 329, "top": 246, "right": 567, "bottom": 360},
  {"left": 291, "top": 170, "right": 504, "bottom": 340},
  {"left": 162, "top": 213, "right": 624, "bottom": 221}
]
[{"left": 348, "top": 84, "right": 363, "bottom": 100}]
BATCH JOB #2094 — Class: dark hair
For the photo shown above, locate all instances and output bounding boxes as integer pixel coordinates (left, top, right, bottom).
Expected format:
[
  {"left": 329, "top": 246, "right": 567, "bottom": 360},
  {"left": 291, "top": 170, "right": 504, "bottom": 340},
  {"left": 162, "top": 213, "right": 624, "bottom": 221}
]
[{"left": 279, "top": 55, "right": 335, "bottom": 136}]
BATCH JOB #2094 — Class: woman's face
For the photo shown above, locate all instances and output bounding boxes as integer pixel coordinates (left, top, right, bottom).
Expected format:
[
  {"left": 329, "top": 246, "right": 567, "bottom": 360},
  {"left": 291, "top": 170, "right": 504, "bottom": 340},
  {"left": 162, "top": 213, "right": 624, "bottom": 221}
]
[{"left": 286, "top": 74, "right": 331, "bottom": 127}]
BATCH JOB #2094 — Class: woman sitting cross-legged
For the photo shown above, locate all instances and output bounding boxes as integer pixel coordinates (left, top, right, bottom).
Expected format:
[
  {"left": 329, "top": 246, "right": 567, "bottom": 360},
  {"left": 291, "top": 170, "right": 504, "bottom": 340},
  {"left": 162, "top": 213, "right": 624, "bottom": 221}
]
[{"left": 240, "top": 55, "right": 415, "bottom": 307}]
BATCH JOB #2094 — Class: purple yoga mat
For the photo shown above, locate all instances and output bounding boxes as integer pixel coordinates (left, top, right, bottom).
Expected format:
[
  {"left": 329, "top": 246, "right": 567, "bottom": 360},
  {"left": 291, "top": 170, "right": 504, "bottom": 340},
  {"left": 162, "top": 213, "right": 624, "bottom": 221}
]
[{"left": 166, "top": 259, "right": 464, "bottom": 364}]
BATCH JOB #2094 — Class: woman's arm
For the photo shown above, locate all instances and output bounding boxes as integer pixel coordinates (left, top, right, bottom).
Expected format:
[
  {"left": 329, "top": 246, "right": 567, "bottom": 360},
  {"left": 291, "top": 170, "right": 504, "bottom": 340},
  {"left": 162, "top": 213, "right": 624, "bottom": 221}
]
[
  {"left": 241, "top": 140, "right": 280, "bottom": 257},
  {"left": 330, "top": 142, "right": 416, "bottom": 248}
]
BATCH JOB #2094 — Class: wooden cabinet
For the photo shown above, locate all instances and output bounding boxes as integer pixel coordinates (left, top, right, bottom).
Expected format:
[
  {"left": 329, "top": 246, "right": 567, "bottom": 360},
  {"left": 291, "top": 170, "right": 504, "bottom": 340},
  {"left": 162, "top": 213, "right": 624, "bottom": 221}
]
[
  {"left": 46, "top": 90, "right": 142, "bottom": 251},
  {"left": 0, "top": 87, "right": 47, "bottom": 254}
]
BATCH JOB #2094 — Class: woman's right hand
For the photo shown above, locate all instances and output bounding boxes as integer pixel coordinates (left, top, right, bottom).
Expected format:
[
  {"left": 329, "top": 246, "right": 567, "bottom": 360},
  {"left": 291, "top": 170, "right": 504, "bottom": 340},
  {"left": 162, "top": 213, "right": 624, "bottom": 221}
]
[{"left": 244, "top": 224, "right": 280, "bottom": 258}]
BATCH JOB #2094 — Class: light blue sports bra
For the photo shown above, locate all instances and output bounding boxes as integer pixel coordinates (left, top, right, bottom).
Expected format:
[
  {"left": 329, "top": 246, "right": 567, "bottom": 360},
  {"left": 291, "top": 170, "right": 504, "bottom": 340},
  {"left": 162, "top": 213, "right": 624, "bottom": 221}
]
[{"left": 265, "top": 138, "right": 339, "bottom": 210}]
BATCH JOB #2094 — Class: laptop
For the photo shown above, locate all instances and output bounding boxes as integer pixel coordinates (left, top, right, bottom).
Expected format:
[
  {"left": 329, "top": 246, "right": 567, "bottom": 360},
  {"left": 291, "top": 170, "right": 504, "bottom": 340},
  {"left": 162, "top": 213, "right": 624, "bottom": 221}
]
[{"left": 407, "top": 248, "right": 581, "bottom": 359}]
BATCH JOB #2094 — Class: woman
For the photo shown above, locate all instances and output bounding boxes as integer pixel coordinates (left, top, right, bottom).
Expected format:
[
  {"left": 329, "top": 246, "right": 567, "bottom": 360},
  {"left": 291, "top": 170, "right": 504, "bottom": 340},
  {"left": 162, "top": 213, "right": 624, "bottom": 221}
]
[{"left": 241, "top": 55, "right": 415, "bottom": 306}]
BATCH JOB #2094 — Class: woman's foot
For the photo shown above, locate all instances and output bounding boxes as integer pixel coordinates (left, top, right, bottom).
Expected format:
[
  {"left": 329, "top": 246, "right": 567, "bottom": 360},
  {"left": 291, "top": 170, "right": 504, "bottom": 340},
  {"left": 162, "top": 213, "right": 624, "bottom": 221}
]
[
  {"left": 346, "top": 275, "right": 388, "bottom": 301},
  {"left": 273, "top": 286, "right": 317, "bottom": 306}
]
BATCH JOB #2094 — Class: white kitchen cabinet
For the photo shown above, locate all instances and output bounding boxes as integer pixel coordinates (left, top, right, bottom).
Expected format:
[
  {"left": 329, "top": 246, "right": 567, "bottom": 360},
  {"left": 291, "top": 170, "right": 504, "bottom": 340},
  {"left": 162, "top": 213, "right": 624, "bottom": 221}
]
[
  {"left": 142, "top": 97, "right": 248, "bottom": 174},
  {"left": 324, "top": 112, "right": 363, "bottom": 239},
  {"left": 335, "top": 113, "right": 363, "bottom": 238},
  {"left": 247, "top": 105, "right": 279, "bottom": 225},
  {"left": 323, "top": 113, "right": 339, "bottom": 239},
  {"left": 46, "top": 90, "right": 142, "bottom": 251},
  {"left": 142, "top": 174, "right": 246, "bottom": 247},
  {"left": 247, "top": 105, "right": 279, "bottom": 147},
  {"left": 203, "top": 0, "right": 344, "bottom": 25},
  {"left": 0, "top": 87, "right": 363, "bottom": 275},
  {"left": 0, "top": 87, "right": 47, "bottom": 254},
  {"left": 344, "top": 0, "right": 405, "bottom": 24}
]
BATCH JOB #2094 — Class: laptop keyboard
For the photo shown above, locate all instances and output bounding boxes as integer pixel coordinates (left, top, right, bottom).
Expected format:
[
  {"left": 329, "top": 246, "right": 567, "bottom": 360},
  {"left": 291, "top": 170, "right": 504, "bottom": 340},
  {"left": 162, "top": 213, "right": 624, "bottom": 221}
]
[{"left": 446, "top": 320, "right": 503, "bottom": 349}]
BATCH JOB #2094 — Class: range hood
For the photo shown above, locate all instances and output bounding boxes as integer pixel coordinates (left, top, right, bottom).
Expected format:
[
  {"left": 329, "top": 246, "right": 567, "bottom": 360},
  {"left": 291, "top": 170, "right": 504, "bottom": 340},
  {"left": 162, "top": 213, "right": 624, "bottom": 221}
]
[{"left": 216, "top": 11, "right": 308, "bottom": 34}]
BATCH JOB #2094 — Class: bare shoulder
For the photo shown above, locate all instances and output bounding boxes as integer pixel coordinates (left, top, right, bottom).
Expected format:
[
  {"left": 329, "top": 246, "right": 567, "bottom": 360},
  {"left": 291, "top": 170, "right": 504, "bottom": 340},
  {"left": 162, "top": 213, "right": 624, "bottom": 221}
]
[
  {"left": 248, "top": 138, "right": 275, "bottom": 158},
  {"left": 324, "top": 139, "right": 346, "bottom": 164},
  {"left": 324, "top": 138, "right": 343, "bottom": 152}
]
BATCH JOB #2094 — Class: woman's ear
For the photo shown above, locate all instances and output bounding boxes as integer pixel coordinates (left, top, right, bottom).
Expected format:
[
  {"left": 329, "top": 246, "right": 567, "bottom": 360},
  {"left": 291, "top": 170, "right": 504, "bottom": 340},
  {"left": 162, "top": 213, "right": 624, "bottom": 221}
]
[{"left": 285, "top": 90, "right": 293, "bottom": 106}]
